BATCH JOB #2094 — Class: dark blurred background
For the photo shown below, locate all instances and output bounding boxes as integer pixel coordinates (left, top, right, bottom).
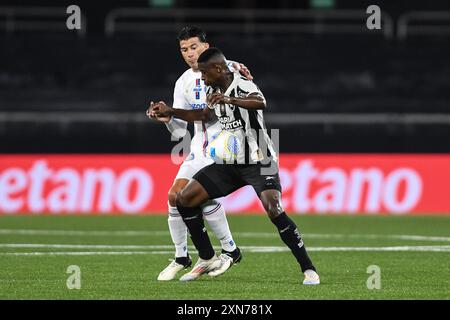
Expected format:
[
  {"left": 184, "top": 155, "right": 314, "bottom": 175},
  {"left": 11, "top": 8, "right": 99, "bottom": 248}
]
[{"left": 1, "top": 0, "right": 449, "bottom": 153}]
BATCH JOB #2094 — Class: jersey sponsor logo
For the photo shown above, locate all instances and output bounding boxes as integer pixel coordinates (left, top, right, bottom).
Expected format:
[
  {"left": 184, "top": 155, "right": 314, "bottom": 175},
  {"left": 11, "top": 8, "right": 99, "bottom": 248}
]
[
  {"left": 190, "top": 103, "right": 206, "bottom": 110},
  {"left": 219, "top": 117, "right": 243, "bottom": 130},
  {"left": 195, "top": 92, "right": 200, "bottom": 100}
]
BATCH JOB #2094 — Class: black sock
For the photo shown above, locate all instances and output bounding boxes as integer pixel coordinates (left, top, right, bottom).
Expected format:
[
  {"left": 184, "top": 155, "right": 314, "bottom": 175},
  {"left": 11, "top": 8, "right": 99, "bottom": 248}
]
[
  {"left": 176, "top": 204, "right": 215, "bottom": 260},
  {"left": 175, "top": 256, "right": 191, "bottom": 267},
  {"left": 271, "top": 212, "right": 316, "bottom": 273}
]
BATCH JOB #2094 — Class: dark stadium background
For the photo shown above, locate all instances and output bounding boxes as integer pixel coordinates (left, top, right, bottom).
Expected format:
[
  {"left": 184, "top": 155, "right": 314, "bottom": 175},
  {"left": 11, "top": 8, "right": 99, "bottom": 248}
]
[{"left": 1, "top": 0, "right": 449, "bottom": 154}]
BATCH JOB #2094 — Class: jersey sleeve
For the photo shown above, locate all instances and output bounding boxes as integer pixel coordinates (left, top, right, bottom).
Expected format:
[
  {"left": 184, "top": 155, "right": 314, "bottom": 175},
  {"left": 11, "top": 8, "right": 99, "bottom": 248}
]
[
  {"left": 172, "top": 78, "right": 189, "bottom": 110},
  {"left": 164, "top": 117, "right": 188, "bottom": 139},
  {"left": 237, "top": 78, "right": 266, "bottom": 104},
  {"left": 165, "top": 77, "right": 188, "bottom": 138}
]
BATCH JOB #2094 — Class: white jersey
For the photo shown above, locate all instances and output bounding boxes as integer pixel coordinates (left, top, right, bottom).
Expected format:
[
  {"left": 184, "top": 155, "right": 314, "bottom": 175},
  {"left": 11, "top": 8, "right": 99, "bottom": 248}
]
[{"left": 165, "top": 61, "right": 237, "bottom": 156}]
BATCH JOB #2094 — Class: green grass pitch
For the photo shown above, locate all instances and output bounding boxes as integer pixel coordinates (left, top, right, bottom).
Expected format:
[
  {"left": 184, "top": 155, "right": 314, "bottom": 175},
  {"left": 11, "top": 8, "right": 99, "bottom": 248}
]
[{"left": 0, "top": 215, "right": 449, "bottom": 299}]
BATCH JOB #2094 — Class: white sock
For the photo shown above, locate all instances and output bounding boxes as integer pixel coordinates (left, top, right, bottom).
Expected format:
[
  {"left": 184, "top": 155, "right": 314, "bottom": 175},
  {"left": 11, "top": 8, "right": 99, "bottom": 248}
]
[
  {"left": 168, "top": 204, "right": 188, "bottom": 258},
  {"left": 202, "top": 200, "right": 237, "bottom": 252}
]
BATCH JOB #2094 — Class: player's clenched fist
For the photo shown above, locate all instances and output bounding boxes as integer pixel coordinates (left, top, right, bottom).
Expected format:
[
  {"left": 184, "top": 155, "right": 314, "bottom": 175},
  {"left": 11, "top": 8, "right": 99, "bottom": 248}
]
[
  {"left": 146, "top": 101, "right": 170, "bottom": 123},
  {"left": 153, "top": 101, "right": 172, "bottom": 118},
  {"left": 207, "top": 93, "right": 232, "bottom": 109},
  {"left": 146, "top": 101, "right": 156, "bottom": 118}
]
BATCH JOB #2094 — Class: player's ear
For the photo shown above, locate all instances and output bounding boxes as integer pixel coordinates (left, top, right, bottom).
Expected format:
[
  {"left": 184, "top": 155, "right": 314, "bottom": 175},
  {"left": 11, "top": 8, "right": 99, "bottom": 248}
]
[{"left": 204, "top": 42, "right": 210, "bottom": 49}]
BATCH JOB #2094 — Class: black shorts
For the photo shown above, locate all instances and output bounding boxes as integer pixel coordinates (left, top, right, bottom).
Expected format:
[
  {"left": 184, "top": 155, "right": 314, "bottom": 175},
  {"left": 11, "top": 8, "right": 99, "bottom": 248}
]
[{"left": 193, "top": 163, "right": 282, "bottom": 199}]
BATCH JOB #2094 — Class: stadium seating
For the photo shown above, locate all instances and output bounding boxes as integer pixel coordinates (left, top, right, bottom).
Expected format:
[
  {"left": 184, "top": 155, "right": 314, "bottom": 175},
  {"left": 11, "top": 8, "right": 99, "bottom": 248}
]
[
  {"left": 1, "top": 6, "right": 449, "bottom": 153},
  {"left": 1, "top": 34, "right": 449, "bottom": 114}
]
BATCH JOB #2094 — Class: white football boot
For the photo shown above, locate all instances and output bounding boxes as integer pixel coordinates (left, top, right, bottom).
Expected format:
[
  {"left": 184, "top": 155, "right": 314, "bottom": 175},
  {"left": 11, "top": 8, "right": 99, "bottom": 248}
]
[
  {"left": 179, "top": 255, "right": 223, "bottom": 282},
  {"left": 303, "top": 269, "right": 320, "bottom": 285},
  {"left": 157, "top": 258, "right": 191, "bottom": 281},
  {"left": 207, "top": 253, "right": 234, "bottom": 277}
]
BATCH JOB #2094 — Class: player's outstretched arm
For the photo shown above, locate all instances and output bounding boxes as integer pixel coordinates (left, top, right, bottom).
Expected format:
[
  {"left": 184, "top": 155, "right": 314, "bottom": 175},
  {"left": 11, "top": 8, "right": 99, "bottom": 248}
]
[
  {"left": 146, "top": 101, "right": 188, "bottom": 138},
  {"left": 154, "top": 101, "right": 213, "bottom": 123},
  {"left": 207, "top": 93, "right": 266, "bottom": 110}
]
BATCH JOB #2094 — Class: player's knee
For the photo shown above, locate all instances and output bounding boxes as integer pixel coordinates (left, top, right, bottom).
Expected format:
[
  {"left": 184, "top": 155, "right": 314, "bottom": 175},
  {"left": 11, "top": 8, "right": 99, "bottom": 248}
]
[
  {"left": 168, "top": 189, "right": 178, "bottom": 207},
  {"left": 175, "top": 189, "right": 192, "bottom": 208},
  {"left": 262, "top": 194, "right": 284, "bottom": 220}
]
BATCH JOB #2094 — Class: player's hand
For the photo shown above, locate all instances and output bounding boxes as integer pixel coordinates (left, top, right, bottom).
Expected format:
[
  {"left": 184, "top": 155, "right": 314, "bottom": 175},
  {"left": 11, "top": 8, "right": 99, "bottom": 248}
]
[
  {"left": 207, "top": 93, "right": 231, "bottom": 108},
  {"left": 232, "top": 62, "right": 253, "bottom": 80},
  {"left": 146, "top": 101, "right": 157, "bottom": 118},
  {"left": 153, "top": 101, "right": 173, "bottom": 119},
  {"left": 146, "top": 101, "right": 170, "bottom": 123}
]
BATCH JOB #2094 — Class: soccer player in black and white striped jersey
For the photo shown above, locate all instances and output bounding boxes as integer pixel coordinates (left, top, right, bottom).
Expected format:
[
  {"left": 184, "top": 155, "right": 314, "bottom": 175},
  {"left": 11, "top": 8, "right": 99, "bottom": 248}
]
[{"left": 154, "top": 48, "right": 319, "bottom": 284}]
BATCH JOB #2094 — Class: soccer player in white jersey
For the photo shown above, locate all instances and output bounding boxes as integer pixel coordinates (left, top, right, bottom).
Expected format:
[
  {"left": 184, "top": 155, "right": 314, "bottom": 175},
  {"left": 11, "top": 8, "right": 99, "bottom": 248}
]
[{"left": 146, "top": 26, "right": 250, "bottom": 281}]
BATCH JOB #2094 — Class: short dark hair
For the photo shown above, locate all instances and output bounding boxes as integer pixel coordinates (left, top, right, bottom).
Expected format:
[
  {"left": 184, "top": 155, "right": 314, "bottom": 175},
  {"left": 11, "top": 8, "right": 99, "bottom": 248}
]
[
  {"left": 177, "top": 25, "right": 207, "bottom": 43},
  {"left": 197, "top": 47, "right": 224, "bottom": 64}
]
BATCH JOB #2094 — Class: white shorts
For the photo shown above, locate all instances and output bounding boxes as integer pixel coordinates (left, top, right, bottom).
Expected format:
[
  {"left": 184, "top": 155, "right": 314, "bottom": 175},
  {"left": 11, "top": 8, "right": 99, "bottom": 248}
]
[{"left": 175, "top": 152, "right": 214, "bottom": 181}]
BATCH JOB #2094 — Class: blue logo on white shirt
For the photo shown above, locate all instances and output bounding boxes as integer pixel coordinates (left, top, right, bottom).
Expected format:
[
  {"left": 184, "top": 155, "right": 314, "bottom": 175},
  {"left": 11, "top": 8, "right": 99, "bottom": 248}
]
[{"left": 190, "top": 103, "right": 206, "bottom": 109}]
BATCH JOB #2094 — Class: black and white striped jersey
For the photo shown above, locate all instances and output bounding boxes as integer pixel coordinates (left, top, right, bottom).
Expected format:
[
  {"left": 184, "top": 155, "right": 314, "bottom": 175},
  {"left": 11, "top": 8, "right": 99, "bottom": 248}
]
[{"left": 207, "top": 72, "right": 278, "bottom": 164}]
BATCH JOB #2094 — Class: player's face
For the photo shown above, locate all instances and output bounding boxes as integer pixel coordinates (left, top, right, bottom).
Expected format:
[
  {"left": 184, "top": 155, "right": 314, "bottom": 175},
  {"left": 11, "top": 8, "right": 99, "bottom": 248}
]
[
  {"left": 179, "top": 37, "right": 209, "bottom": 71},
  {"left": 198, "top": 62, "right": 219, "bottom": 87}
]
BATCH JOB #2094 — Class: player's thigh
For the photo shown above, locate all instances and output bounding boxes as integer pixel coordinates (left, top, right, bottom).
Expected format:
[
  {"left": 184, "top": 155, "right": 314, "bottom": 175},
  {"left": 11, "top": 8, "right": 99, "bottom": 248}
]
[
  {"left": 193, "top": 163, "right": 246, "bottom": 199},
  {"left": 176, "top": 179, "right": 211, "bottom": 208},
  {"left": 171, "top": 155, "right": 215, "bottom": 206},
  {"left": 239, "top": 164, "right": 283, "bottom": 219},
  {"left": 174, "top": 156, "right": 198, "bottom": 181},
  {"left": 240, "top": 164, "right": 282, "bottom": 196},
  {"left": 174, "top": 153, "right": 214, "bottom": 181}
]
